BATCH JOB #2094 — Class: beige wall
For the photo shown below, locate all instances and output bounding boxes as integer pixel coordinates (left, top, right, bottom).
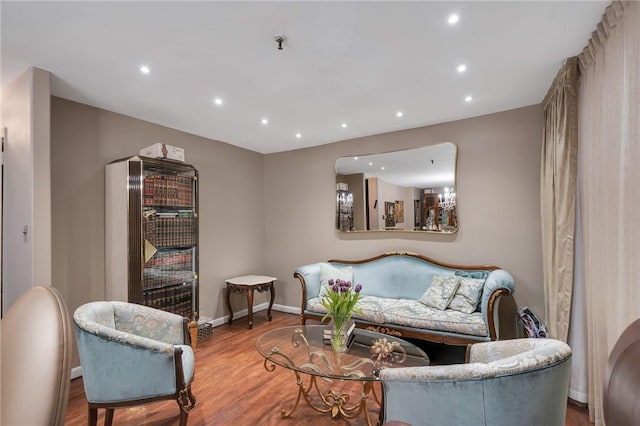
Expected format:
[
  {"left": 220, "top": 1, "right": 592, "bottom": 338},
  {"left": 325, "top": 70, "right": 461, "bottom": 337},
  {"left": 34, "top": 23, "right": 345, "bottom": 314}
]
[
  {"left": 50, "top": 96, "right": 542, "bottom": 368},
  {"left": 51, "top": 97, "right": 265, "bottom": 367},
  {"left": 1, "top": 67, "right": 51, "bottom": 312},
  {"left": 264, "top": 105, "right": 543, "bottom": 332}
]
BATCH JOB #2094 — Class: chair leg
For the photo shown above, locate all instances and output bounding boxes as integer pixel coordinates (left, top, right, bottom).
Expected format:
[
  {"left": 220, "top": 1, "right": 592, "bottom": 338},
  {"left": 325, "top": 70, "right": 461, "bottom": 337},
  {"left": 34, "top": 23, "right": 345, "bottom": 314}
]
[
  {"left": 88, "top": 406, "right": 98, "bottom": 426},
  {"left": 188, "top": 385, "right": 197, "bottom": 407},
  {"left": 178, "top": 401, "right": 189, "bottom": 426},
  {"left": 105, "top": 408, "right": 114, "bottom": 426}
]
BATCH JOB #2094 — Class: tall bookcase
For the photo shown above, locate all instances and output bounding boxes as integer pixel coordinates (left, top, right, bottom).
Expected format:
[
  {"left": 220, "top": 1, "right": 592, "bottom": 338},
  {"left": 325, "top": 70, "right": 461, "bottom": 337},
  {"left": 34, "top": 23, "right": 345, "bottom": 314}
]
[{"left": 105, "top": 156, "right": 199, "bottom": 322}]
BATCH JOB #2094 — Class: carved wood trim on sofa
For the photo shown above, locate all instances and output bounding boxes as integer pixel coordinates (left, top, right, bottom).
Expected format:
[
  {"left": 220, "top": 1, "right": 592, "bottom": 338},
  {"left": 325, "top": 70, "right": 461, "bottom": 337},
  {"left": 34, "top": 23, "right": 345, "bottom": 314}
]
[{"left": 294, "top": 251, "right": 511, "bottom": 346}]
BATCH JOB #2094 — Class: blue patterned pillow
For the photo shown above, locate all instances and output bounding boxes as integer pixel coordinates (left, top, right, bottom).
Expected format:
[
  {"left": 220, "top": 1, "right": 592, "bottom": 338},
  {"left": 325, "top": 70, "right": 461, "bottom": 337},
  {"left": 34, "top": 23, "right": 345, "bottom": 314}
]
[
  {"left": 448, "top": 277, "right": 485, "bottom": 314},
  {"left": 455, "top": 270, "right": 490, "bottom": 280},
  {"left": 419, "top": 275, "right": 461, "bottom": 310}
]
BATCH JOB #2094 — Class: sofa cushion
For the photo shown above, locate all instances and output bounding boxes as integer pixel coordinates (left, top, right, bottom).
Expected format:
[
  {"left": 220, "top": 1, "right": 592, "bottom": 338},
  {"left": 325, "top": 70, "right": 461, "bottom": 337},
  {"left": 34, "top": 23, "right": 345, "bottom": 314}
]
[
  {"left": 448, "top": 277, "right": 485, "bottom": 314},
  {"left": 307, "top": 296, "right": 488, "bottom": 337},
  {"left": 419, "top": 275, "right": 461, "bottom": 310},
  {"left": 319, "top": 263, "right": 353, "bottom": 298},
  {"left": 383, "top": 300, "right": 488, "bottom": 337},
  {"left": 307, "top": 296, "right": 386, "bottom": 323}
]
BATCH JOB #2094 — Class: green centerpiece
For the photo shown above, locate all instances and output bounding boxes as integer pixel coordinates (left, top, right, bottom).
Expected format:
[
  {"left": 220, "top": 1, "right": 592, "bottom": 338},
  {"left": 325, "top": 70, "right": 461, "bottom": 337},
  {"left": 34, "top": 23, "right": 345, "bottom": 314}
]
[{"left": 321, "top": 278, "right": 362, "bottom": 352}]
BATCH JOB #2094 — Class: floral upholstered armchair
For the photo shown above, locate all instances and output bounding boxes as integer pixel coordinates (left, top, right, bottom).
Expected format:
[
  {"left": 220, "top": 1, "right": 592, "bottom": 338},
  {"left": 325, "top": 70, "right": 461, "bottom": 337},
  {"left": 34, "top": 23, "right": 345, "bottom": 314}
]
[
  {"left": 379, "top": 338, "right": 572, "bottom": 426},
  {"left": 74, "top": 301, "right": 196, "bottom": 426}
]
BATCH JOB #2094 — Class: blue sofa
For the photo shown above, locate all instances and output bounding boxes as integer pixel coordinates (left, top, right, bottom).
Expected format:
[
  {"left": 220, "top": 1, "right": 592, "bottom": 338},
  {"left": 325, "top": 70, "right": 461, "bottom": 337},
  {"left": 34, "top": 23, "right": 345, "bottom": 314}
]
[{"left": 294, "top": 251, "right": 515, "bottom": 345}]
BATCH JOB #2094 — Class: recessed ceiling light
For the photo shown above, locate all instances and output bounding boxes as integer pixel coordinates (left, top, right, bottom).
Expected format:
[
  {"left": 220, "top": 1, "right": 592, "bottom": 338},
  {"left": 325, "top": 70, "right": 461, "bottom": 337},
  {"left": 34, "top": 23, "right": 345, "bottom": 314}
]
[
  {"left": 396, "top": 111, "right": 403, "bottom": 118},
  {"left": 368, "top": 162, "right": 373, "bottom": 166},
  {"left": 354, "top": 157, "right": 358, "bottom": 160},
  {"left": 457, "top": 64, "right": 467, "bottom": 73},
  {"left": 341, "top": 123, "right": 348, "bottom": 128},
  {"left": 465, "top": 95, "right": 473, "bottom": 102},
  {"left": 139, "top": 65, "right": 150, "bottom": 74},
  {"left": 213, "top": 97, "right": 223, "bottom": 106},
  {"left": 261, "top": 118, "right": 269, "bottom": 125},
  {"left": 448, "top": 14, "right": 460, "bottom": 25},
  {"left": 381, "top": 166, "right": 385, "bottom": 170},
  {"left": 295, "top": 133, "right": 301, "bottom": 139}
]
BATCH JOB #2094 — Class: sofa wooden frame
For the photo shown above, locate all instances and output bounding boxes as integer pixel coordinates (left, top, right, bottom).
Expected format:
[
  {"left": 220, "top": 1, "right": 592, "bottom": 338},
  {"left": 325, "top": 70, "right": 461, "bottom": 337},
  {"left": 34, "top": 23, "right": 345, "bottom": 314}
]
[{"left": 294, "top": 251, "right": 511, "bottom": 346}]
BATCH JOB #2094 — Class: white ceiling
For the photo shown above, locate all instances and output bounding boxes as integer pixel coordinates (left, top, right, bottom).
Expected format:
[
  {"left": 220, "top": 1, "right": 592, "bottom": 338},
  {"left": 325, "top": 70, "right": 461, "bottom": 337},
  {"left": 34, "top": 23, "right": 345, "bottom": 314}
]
[{"left": 1, "top": 1, "right": 607, "bottom": 154}]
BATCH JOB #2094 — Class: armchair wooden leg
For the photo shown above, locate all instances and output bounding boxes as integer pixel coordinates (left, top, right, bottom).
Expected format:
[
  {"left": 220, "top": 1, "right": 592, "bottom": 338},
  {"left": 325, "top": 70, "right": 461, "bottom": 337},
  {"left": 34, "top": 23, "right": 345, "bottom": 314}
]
[
  {"left": 105, "top": 408, "right": 114, "bottom": 426},
  {"left": 178, "top": 403, "right": 189, "bottom": 426},
  {"left": 187, "top": 385, "right": 197, "bottom": 406},
  {"left": 88, "top": 406, "right": 98, "bottom": 426}
]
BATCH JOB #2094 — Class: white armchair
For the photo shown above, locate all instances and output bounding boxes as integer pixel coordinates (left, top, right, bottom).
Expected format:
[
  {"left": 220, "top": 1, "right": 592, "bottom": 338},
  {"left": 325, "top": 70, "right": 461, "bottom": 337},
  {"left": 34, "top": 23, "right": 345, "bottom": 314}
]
[{"left": 379, "top": 338, "right": 572, "bottom": 426}]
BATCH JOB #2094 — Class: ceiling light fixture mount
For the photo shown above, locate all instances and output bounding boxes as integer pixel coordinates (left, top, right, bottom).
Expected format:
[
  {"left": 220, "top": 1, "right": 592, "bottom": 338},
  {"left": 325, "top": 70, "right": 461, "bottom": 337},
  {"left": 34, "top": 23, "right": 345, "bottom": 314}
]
[{"left": 274, "top": 34, "right": 287, "bottom": 50}]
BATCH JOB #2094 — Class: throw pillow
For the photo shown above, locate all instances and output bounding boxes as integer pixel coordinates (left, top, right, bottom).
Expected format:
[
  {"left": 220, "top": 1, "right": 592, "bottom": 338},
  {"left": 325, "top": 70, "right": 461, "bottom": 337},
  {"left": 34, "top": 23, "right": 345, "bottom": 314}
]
[
  {"left": 419, "top": 275, "right": 461, "bottom": 310},
  {"left": 319, "top": 263, "right": 353, "bottom": 298},
  {"left": 448, "top": 277, "right": 485, "bottom": 314},
  {"left": 455, "top": 270, "right": 490, "bottom": 280}
]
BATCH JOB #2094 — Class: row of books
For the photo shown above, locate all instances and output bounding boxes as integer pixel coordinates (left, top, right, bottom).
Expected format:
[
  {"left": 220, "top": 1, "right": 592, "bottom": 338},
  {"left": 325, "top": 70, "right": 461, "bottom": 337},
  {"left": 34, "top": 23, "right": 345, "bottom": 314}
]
[
  {"left": 143, "top": 284, "right": 193, "bottom": 318},
  {"left": 143, "top": 269, "right": 194, "bottom": 290},
  {"left": 152, "top": 209, "right": 194, "bottom": 218},
  {"left": 323, "top": 319, "right": 356, "bottom": 345},
  {"left": 144, "top": 216, "right": 196, "bottom": 248},
  {"left": 143, "top": 173, "right": 194, "bottom": 207},
  {"left": 145, "top": 248, "right": 193, "bottom": 271}
]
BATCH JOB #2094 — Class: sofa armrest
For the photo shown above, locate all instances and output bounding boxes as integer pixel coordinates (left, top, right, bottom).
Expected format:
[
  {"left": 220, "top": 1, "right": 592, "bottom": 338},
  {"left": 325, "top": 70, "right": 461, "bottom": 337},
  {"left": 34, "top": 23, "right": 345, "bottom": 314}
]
[
  {"left": 480, "top": 269, "right": 515, "bottom": 340},
  {"left": 75, "top": 321, "right": 175, "bottom": 354},
  {"left": 111, "top": 301, "right": 187, "bottom": 346},
  {"left": 470, "top": 338, "right": 538, "bottom": 363},
  {"left": 379, "top": 363, "right": 492, "bottom": 382},
  {"left": 469, "top": 338, "right": 572, "bottom": 367},
  {"left": 293, "top": 263, "right": 322, "bottom": 312}
]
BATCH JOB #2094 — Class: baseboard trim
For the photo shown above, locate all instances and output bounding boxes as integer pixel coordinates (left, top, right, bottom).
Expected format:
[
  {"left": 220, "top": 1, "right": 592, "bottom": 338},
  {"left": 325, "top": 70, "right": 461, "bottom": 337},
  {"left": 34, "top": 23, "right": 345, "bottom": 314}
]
[
  {"left": 198, "top": 303, "right": 299, "bottom": 327},
  {"left": 71, "top": 365, "right": 82, "bottom": 380},
  {"left": 272, "top": 304, "right": 300, "bottom": 314}
]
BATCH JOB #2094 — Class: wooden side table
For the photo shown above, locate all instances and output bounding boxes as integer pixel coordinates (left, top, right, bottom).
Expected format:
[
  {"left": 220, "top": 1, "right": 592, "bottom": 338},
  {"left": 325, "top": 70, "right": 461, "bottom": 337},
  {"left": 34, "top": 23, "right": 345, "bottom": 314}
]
[{"left": 225, "top": 275, "right": 277, "bottom": 329}]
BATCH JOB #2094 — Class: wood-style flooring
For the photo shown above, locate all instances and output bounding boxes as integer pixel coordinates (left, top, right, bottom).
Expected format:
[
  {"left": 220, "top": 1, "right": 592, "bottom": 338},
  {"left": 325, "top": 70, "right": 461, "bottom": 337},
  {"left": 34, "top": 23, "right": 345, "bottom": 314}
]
[{"left": 64, "top": 311, "right": 593, "bottom": 425}]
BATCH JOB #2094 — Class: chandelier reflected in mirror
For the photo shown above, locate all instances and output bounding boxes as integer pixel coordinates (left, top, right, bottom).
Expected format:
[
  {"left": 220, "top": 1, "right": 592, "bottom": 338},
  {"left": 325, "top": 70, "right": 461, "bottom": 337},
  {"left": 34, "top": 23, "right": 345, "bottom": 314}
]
[{"left": 438, "top": 187, "right": 456, "bottom": 210}]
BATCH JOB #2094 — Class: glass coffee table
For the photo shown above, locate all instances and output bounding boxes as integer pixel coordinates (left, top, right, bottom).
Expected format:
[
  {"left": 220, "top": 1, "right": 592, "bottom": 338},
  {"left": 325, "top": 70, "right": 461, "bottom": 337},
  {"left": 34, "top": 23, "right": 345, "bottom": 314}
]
[{"left": 255, "top": 325, "right": 429, "bottom": 425}]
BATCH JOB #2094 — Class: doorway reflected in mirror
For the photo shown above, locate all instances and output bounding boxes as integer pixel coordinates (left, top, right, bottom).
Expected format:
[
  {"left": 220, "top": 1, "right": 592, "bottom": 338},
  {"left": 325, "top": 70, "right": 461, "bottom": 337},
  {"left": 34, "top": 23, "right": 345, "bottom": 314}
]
[{"left": 335, "top": 143, "right": 457, "bottom": 233}]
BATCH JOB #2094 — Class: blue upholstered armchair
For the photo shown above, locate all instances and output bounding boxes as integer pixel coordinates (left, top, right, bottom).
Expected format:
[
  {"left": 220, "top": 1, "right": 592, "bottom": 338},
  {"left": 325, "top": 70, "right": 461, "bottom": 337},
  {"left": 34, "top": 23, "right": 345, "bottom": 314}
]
[
  {"left": 73, "top": 301, "right": 196, "bottom": 426},
  {"left": 379, "top": 338, "right": 572, "bottom": 426}
]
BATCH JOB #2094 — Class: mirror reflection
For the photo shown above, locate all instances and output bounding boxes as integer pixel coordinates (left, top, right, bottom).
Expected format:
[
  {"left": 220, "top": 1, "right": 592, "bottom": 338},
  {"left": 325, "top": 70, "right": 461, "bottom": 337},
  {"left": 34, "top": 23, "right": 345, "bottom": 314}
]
[{"left": 335, "top": 142, "right": 458, "bottom": 233}]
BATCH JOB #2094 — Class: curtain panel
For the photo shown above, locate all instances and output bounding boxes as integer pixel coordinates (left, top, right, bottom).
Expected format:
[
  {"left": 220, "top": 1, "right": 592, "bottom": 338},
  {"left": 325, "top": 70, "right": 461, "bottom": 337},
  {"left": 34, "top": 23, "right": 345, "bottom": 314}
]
[
  {"left": 541, "top": 57, "right": 579, "bottom": 343},
  {"left": 577, "top": 1, "right": 639, "bottom": 424}
]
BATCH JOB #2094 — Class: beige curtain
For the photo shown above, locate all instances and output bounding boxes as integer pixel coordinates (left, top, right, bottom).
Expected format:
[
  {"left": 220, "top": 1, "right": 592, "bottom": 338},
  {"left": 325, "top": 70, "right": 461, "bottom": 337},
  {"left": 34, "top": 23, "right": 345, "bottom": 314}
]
[
  {"left": 577, "top": 1, "right": 639, "bottom": 424},
  {"left": 541, "top": 58, "right": 579, "bottom": 343}
]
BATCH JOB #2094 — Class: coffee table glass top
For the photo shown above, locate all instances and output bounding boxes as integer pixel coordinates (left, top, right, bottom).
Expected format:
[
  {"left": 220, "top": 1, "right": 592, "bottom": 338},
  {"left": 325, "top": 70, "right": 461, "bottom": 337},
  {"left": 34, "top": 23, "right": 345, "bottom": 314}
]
[{"left": 255, "top": 325, "right": 429, "bottom": 382}]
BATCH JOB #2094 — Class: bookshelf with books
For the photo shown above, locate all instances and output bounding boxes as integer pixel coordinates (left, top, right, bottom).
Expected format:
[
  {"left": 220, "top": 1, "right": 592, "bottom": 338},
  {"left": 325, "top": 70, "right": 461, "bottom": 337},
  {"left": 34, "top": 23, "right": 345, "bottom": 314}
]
[{"left": 105, "top": 156, "right": 199, "bottom": 322}]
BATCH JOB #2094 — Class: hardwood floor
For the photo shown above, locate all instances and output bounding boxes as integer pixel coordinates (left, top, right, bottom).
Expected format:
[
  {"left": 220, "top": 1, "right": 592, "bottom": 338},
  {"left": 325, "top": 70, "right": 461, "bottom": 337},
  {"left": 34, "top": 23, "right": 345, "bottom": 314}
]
[{"left": 64, "top": 312, "right": 592, "bottom": 425}]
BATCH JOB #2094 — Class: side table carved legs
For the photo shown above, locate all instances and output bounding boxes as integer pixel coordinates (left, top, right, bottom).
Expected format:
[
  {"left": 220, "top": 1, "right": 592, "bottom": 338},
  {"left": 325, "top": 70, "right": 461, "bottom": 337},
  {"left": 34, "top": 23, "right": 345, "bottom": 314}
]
[{"left": 225, "top": 277, "right": 276, "bottom": 329}]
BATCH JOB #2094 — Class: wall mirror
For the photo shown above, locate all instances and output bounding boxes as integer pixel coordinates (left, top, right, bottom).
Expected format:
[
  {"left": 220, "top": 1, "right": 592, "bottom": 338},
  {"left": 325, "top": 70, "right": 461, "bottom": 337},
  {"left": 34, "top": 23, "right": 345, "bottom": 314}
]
[{"left": 335, "top": 142, "right": 458, "bottom": 233}]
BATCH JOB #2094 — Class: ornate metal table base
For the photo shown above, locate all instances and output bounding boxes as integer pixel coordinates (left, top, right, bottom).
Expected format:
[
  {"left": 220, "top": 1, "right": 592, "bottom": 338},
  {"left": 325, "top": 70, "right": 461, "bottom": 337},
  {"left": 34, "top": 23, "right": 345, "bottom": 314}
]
[
  {"left": 256, "top": 327, "right": 423, "bottom": 426},
  {"left": 277, "top": 370, "right": 379, "bottom": 425},
  {"left": 263, "top": 329, "right": 384, "bottom": 426}
]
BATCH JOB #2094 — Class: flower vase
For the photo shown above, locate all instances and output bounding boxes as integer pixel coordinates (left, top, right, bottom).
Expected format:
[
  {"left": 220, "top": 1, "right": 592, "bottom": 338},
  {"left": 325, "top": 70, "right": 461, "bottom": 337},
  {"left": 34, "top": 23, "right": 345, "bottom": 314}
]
[{"left": 331, "top": 315, "right": 351, "bottom": 353}]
